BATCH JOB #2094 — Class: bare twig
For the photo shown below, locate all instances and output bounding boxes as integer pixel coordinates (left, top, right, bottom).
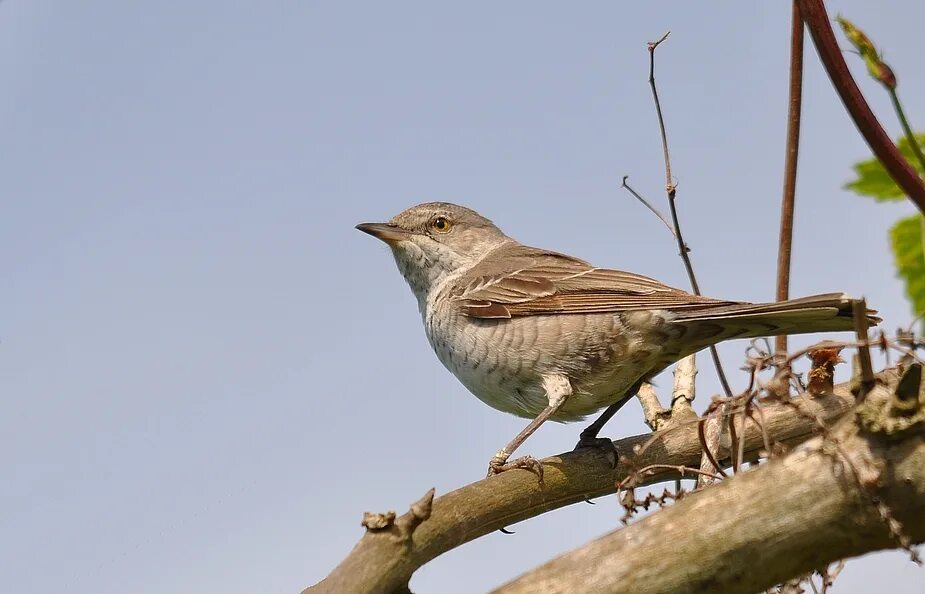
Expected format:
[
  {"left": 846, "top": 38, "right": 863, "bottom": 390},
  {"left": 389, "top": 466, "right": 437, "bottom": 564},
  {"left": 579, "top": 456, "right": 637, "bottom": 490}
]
[
  {"left": 730, "top": 409, "right": 744, "bottom": 472},
  {"left": 617, "top": 485, "right": 683, "bottom": 525},
  {"left": 636, "top": 382, "right": 670, "bottom": 431},
  {"left": 671, "top": 354, "right": 697, "bottom": 410},
  {"left": 622, "top": 176, "right": 676, "bottom": 236},
  {"left": 698, "top": 409, "right": 729, "bottom": 484},
  {"left": 648, "top": 31, "right": 673, "bottom": 187},
  {"left": 619, "top": 464, "right": 724, "bottom": 487},
  {"left": 797, "top": 0, "right": 925, "bottom": 211},
  {"left": 807, "top": 345, "right": 844, "bottom": 395},
  {"left": 775, "top": 2, "right": 804, "bottom": 358},
  {"left": 646, "top": 32, "right": 733, "bottom": 398}
]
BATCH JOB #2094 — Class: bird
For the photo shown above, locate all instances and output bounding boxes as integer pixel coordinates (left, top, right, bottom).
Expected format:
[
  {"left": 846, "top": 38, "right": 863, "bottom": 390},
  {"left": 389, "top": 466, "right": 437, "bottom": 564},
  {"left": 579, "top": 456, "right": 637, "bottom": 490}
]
[{"left": 357, "top": 202, "right": 875, "bottom": 478}]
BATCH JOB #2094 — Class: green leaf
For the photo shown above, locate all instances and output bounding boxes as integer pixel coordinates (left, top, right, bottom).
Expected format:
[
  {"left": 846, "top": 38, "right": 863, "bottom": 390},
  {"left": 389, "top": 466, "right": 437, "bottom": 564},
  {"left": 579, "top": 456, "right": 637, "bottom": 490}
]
[
  {"left": 845, "top": 133, "right": 925, "bottom": 200},
  {"left": 890, "top": 214, "right": 925, "bottom": 323}
]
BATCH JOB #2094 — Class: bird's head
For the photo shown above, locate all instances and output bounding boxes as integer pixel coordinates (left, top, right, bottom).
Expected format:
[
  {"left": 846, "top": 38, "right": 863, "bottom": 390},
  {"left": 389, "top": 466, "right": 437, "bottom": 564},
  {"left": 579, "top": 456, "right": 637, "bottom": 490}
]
[{"left": 357, "top": 202, "right": 509, "bottom": 300}]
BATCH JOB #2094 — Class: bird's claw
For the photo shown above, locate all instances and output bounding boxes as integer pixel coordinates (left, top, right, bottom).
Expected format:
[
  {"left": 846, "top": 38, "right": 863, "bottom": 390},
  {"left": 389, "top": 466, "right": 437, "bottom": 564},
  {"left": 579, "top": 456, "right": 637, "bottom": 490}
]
[
  {"left": 573, "top": 435, "right": 619, "bottom": 468},
  {"left": 486, "top": 451, "right": 544, "bottom": 484}
]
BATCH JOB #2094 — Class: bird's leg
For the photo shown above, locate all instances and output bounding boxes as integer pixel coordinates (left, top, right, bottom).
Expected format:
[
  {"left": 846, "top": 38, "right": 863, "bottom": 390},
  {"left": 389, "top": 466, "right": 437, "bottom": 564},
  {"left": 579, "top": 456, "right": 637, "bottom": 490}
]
[
  {"left": 574, "top": 381, "right": 643, "bottom": 460},
  {"left": 487, "top": 375, "right": 572, "bottom": 481}
]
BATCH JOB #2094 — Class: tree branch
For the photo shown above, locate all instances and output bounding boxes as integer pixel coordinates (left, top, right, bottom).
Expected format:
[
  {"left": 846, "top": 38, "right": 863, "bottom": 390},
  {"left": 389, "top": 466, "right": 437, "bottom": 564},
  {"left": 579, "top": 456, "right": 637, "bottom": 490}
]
[
  {"left": 495, "top": 372, "right": 925, "bottom": 594},
  {"left": 304, "top": 371, "right": 900, "bottom": 594},
  {"left": 797, "top": 0, "right": 925, "bottom": 211}
]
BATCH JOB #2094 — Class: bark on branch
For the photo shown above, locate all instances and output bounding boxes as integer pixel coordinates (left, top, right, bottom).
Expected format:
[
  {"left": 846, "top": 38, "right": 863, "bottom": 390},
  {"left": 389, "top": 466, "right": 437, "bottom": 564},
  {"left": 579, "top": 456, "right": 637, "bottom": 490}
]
[
  {"left": 495, "top": 371, "right": 925, "bottom": 593},
  {"left": 305, "top": 371, "right": 900, "bottom": 594}
]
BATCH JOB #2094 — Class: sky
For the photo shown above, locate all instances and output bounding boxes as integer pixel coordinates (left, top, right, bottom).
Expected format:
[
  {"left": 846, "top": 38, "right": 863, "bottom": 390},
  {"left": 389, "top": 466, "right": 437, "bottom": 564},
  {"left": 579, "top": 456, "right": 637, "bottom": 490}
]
[{"left": 2, "top": 2, "right": 924, "bottom": 593}]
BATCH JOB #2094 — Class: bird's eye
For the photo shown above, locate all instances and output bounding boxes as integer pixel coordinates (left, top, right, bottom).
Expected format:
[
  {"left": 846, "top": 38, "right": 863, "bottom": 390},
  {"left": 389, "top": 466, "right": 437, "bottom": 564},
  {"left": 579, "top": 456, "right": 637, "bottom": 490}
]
[{"left": 432, "top": 216, "right": 451, "bottom": 233}]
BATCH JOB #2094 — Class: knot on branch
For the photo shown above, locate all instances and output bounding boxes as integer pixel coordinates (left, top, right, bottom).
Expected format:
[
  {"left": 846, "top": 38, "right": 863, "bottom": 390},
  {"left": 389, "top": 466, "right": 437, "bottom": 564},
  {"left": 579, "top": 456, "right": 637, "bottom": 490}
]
[
  {"left": 360, "top": 488, "right": 436, "bottom": 544},
  {"left": 857, "top": 364, "right": 925, "bottom": 438},
  {"left": 398, "top": 487, "right": 436, "bottom": 537},
  {"left": 361, "top": 511, "right": 396, "bottom": 531}
]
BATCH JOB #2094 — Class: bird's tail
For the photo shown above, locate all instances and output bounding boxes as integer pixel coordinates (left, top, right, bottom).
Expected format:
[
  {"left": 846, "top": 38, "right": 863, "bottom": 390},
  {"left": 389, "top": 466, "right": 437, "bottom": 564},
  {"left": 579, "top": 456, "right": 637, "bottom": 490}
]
[{"left": 672, "top": 293, "right": 879, "bottom": 349}]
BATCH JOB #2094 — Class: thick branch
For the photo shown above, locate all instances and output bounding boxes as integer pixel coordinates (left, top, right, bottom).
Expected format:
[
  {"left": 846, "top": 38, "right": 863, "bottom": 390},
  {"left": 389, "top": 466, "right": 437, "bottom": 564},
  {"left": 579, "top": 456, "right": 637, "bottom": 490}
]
[
  {"left": 305, "top": 372, "right": 898, "bottom": 594},
  {"left": 797, "top": 0, "right": 925, "bottom": 211},
  {"left": 496, "top": 376, "right": 925, "bottom": 594}
]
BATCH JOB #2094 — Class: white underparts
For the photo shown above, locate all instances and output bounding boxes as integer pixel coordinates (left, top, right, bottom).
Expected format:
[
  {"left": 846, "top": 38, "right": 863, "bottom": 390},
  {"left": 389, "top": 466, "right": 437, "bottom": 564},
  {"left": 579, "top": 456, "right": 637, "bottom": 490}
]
[{"left": 542, "top": 374, "right": 573, "bottom": 408}]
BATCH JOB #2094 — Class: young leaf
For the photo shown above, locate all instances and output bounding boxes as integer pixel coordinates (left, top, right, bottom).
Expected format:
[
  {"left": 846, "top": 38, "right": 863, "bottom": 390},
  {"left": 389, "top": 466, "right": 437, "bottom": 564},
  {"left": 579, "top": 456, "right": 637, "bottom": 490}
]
[
  {"left": 845, "top": 134, "right": 925, "bottom": 200},
  {"left": 890, "top": 214, "right": 925, "bottom": 323}
]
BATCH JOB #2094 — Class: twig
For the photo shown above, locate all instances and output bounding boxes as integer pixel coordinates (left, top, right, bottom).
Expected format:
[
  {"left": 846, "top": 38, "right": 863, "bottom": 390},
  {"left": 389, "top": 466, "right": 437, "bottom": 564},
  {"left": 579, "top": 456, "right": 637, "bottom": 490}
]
[
  {"left": 648, "top": 31, "right": 673, "bottom": 188},
  {"left": 775, "top": 2, "right": 804, "bottom": 358},
  {"left": 889, "top": 89, "right": 925, "bottom": 174},
  {"left": 698, "top": 410, "right": 729, "bottom": 484},
  {"left": 636, "top": 382, "right": 670, "bottom": 431},
  {"left": 646, "top": 31, "right": 733, "bottom": 398},
  {"left": 797, "top": 0, "right": 925, "bottom": 211},
  {"left": 619, "top": 464, "right": 725, "bottom": 487},
  {"left": 671, "top": 354, "right": 697, "bottom": 410},
  {"left": 728, "top": 408, "right": 741, "bottom": 473},
  {"left": 622, "top": 177, "right": 676, "bottom": 237}
]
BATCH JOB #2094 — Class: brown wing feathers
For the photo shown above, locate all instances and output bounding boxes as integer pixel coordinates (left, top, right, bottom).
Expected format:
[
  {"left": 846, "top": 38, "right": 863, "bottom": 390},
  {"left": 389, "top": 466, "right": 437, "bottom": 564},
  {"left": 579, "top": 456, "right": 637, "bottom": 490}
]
[{"left": 454, "top": 246, "right": 734, "bottom": 319}]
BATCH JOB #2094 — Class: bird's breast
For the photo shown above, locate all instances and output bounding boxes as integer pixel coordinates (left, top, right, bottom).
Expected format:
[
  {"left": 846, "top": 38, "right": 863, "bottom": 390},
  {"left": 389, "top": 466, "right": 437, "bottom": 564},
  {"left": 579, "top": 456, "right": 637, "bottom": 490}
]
[{"left": 425, "top": 299, "right": 666, "bottom": 414}]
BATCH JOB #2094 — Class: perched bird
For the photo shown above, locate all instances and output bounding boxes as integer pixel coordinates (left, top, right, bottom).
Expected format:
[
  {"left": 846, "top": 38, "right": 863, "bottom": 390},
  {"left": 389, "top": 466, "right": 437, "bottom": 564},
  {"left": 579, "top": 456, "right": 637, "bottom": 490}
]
[{"left": 357, "top": 202, "right": 873, "bottom": 477}]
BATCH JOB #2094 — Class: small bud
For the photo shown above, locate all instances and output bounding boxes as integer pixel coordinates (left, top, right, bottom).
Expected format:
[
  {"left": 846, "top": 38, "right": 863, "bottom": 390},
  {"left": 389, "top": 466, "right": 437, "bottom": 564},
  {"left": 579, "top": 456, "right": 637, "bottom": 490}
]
[{"left": 836, "top": 15, "right": 897, "bottom": 90}]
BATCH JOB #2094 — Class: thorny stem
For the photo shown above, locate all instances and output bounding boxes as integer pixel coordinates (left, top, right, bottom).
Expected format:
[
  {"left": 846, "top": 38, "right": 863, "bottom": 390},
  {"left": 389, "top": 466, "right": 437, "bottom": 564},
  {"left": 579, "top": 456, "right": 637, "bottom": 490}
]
[
  {"left": 619, "top": 464, "right": 724, "bottom": 487},
  {"left": 888, "top": 89, "right": 925, "bottom": 174},
  {"left": 797, "top": 0, "right": 925, "bottom": 211},
  {"left": 647, "top": 31, "right": 733, "bottom": 398},
  {"left": 776, "top": 2, "right": 804, "bottom": 359}
]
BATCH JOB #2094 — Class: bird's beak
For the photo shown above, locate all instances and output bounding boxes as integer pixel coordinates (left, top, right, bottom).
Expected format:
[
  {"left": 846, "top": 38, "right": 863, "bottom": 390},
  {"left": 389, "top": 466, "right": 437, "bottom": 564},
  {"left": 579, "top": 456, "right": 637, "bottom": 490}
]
[{"left": 355, "top": 222, "right": 412, "bottom": 244}]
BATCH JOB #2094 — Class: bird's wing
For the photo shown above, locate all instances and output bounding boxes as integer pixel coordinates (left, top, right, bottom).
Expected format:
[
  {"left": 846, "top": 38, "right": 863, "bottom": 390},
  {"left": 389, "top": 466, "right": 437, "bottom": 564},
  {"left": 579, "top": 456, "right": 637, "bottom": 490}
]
[{"left": 452, "top": 244, "right": 736, "bottom": 319}]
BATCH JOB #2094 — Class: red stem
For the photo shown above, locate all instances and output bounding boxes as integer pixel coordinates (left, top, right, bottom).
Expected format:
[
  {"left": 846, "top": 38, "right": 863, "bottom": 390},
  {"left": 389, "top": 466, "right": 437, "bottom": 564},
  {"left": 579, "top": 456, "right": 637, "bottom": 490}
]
[
  {"left": 776, "top": 2, "right": 804, "bottom": 357},
  {"left": 797, "top": 0, "right": 925, "bottom": 212}
]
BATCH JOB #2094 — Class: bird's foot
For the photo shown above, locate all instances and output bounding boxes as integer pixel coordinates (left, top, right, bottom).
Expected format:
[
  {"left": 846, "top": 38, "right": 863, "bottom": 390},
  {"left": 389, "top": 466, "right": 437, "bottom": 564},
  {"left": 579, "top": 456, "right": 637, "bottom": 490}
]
[
  {"left": 486, "top": 450, "right": 544, "bottom": 484},
  {"left": 573, "top": 434, "right": 619, "bottom": 468}
]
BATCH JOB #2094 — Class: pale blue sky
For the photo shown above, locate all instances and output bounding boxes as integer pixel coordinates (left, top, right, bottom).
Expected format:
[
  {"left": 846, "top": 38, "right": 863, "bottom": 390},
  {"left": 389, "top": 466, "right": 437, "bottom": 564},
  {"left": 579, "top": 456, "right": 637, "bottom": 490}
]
[{"left": 2, "top": 2, "right": 923, "bottom": 593}]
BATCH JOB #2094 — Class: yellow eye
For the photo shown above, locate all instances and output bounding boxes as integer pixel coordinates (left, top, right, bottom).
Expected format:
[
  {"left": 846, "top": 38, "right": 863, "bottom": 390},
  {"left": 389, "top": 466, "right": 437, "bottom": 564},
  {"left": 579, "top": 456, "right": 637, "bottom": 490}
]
[{"left": 432, "top": 216, "right": 451, "bottom": 233}]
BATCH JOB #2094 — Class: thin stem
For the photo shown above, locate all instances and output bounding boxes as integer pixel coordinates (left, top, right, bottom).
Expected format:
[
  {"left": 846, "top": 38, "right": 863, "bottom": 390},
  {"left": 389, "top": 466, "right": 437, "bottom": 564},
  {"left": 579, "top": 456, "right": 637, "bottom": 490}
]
[
  {"left": 697, "top": 414, "right": 728, "bottom": 480},
  {"left": 776, "top": 2, "right": 804, "bottom": 359},
  {"left": 797, "top": 0, "right": 925, "bottom": 211},
  {"left": 889, "top": 88, "right": 925, "bottom": 174},
  {"left": 647, "top": 32, "right": 733, "bottom": 398},
  {"left": 622, "top": 177, "right": 676, "bottom": 237},
  {"left": 648, "top": 31, "right": 673, "bottom": 188}
]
